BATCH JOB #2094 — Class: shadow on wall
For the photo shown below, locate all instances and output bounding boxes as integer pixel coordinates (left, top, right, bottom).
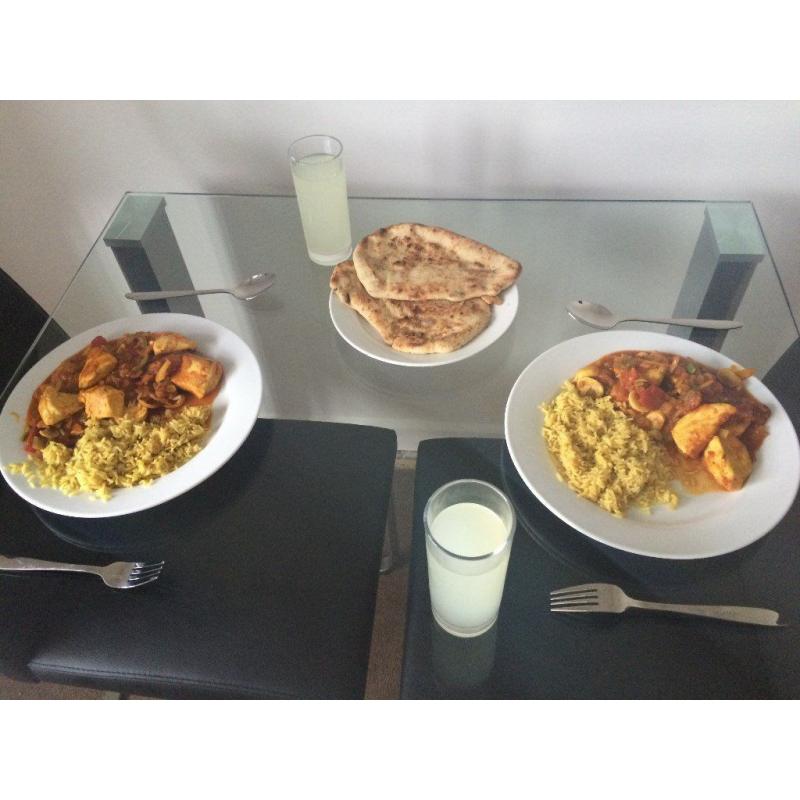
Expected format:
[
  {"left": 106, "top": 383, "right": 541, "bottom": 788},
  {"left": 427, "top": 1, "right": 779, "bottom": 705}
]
[
  {"left": 137, "top": 102, "right": 294, "bottom": 195},
  {"left": 425, "top": 110, "right": 493, "bottom": 196},
  {"left": 4, "top": 105, "right": 104, "bottom": 312}
]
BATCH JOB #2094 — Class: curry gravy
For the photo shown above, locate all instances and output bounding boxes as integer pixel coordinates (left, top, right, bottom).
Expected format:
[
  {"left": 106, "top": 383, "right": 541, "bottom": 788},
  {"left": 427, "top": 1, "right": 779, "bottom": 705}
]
[{"left": 669, "top": 447, "right": 724, "bottom": 495}]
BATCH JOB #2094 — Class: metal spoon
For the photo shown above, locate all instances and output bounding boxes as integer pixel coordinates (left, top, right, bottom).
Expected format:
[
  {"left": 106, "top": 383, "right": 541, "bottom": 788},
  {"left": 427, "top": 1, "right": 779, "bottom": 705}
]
[
  {"left": 125, "top": 272, "right": 276, "bottom": 302},
  {"left": 567, "top": 300, "right": 743, "bottom": 331}
]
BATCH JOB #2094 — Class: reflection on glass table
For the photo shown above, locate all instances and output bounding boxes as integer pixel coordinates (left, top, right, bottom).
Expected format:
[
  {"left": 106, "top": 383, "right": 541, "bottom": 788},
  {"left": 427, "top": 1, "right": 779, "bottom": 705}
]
[{"left": 4, "top": 195, "right": 796, "bottom": 455}]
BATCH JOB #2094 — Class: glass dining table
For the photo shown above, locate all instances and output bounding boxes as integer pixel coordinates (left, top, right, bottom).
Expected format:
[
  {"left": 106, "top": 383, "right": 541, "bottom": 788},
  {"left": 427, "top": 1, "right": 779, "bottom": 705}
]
[
  {"left": 2, "top": 193, "right": 799, "bottom": 698},
  {"left": 4, "top": 193, "right": 797, "bottom": 449}
]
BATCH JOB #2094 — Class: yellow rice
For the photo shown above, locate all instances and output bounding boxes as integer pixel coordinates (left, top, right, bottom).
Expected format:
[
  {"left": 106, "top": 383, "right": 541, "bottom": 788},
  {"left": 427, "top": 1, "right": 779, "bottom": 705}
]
[
  {"left": 9, "top": 405, "right": 211, "bottom": 501},
  {"left": 541, "top": 382, "right": 678, "bottom": 517}
]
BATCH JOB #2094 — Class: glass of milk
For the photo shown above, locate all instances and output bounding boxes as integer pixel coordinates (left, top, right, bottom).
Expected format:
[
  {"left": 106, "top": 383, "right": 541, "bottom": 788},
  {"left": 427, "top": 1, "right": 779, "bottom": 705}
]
[
  {"left": 424, "top": 479, "right": 517, "bottom": 638},
  {"left": 288, "top": 134, "right": 352, "bottom": 266}
]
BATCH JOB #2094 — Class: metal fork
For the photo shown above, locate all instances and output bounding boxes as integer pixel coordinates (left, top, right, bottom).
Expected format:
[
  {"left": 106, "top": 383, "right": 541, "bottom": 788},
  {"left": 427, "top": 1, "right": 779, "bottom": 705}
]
[
  {"left": 550, "top": 583, "right": 783, "bottom": 626},
  {"left": 0, "top": 555, "right": 164, "bottom": 590}
]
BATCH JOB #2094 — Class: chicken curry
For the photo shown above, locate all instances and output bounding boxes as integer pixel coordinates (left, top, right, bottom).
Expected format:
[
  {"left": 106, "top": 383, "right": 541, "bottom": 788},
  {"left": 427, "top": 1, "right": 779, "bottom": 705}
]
[
  {"left": 571, "top": 350, "right": 769, "bottom": 493},
  {"left": 24, "top": 331, "right": 223, "bottom": 456}
]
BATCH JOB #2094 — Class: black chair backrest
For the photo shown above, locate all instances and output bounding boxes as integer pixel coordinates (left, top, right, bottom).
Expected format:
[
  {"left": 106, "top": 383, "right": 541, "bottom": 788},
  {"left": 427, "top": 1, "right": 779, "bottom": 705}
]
[
  {"left": 0, "top": 269, "right": 50, "bottom": 389},
  {"left": 764, "top": 336, "right": 800, "bottom": 432},
  {"left": 0, "top": 269, "right": 70, "bottom": 394}
]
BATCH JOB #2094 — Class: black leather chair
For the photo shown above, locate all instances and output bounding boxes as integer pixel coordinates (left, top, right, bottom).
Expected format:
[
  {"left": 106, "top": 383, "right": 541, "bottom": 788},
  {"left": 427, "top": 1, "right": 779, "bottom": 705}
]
[
  {"left": 763, "top": 336, "right": 800, "bottom": 427},
  {"left": 0, "top": 269, "right": 399, "bottom": 698},
  {"left": 0, "top": 268, "right": 66, "bottom": 392},
  {"left": 0, "top": 269, "right": 47, "bottom": 388},
  {"left": 0, "top": 419, "right": 397, "bottom": 698}
]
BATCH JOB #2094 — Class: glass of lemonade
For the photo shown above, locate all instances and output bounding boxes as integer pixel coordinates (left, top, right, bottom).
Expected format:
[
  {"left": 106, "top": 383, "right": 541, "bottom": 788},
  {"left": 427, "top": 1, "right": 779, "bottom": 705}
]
[
  {"left": 424, "top": 479, "right": 516, "bottom": 638},
  {"left": 288, "top": 134, "right": 352, "bottom": 266}
]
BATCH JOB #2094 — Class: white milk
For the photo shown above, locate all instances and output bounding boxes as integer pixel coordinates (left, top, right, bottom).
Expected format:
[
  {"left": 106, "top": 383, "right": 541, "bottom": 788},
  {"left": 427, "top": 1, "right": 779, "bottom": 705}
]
[
  {"left": 426, "top": 502, "right": 512, "bottom": 637},
  {"left": 290, "top": 153, "right": 352, "bottom": 265}
]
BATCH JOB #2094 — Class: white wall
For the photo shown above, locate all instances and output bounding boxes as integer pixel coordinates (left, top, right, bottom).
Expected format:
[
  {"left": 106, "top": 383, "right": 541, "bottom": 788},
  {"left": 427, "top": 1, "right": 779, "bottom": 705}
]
[{"left": 1, "top": 100, "right": 798, "bottom": 320}]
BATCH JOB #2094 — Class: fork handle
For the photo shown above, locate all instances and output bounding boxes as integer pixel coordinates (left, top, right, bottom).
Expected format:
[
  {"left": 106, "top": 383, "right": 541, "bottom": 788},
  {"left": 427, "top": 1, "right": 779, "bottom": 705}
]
[
  {"left": 0, "top": 555, "right": 100, "bottom": 576},
  {"left": 623, "top": 317, "right": 743, "bottom": 330},
  {"left": 630, "top": 599, "right": 781, "bottom": 626}
]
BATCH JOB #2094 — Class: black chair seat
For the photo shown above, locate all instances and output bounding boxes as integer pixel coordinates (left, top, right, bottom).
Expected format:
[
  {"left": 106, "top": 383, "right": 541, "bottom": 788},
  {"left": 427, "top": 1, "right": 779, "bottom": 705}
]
[{"left": 0, "top": 419, "right": 396, "bottom": 699}]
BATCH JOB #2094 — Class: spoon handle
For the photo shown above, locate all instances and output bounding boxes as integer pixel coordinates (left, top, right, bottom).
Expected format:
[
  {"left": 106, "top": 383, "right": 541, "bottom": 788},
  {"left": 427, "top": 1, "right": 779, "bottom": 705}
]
[
  {"left": 125, "top": 288, "right": 228, "bottom": 300},
  {"left": 624, "top": 317, "right": 743, "bottom": 330}
]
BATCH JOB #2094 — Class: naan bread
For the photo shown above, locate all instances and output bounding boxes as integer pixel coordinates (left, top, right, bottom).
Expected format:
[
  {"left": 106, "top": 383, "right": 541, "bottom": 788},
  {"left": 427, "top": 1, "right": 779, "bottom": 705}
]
[
  {"left": 353, "top": 223, "right": 521, "bottom": 301},
  {"left": 330, "top": 260, "right": 492, "bottom": 354}
]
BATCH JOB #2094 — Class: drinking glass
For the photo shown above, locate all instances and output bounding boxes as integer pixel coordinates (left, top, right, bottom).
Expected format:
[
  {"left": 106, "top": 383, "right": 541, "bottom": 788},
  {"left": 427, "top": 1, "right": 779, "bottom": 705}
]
[
  {"left": 424, "top": 479, "right": 516, "bottom": 638},
  {"left": 288, "top": 134, "right": 352, "bottom": 266}
]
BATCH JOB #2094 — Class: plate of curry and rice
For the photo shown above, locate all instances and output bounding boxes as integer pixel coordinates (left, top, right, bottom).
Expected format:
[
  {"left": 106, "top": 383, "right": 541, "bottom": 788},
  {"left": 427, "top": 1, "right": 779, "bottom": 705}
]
[
  {"left": 0, "top": 313, "right": 262, "bottom": 518},
  {"left": 504, "top": 331, "right": 800, "bottom": 559}
]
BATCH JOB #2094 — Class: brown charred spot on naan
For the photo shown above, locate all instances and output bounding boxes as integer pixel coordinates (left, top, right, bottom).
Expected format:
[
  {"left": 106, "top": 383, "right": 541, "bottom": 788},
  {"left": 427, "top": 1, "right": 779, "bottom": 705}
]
[
  {"left": 331, "top": 258, "right": 493, "bottom": 354},
  {"left": 403, "top": 286, "right": 425, "bottom": 301},
  {"left": 401, "top": 333, "right": 425, "bottom": 346}
]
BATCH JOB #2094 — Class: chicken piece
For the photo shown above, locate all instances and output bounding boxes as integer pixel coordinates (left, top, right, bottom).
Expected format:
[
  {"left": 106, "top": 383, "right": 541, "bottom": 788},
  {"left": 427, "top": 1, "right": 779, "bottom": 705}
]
[
  {"left": 80, "top": 385, "right": 126, "bottom": 419},
  {"left": 125, "top": 399, "right": 149, "bottom": 422},
  {"left": 171, "top": 354, "right": 223, "bottom": 399},
  {"left": 78, "top": 347, "right": 118, "bottom": 389},
  {"left": 703, "top": 430, "right": 753, "bottom": 491},
  {"left": 152, "top": 333, "right": 197, "bottom": 356},
  {"left": 38, "top": 385, "right": 83, "bottom": 426},
  {"left": 671, "top": 402, "right": 737, "bottom": 458},
  {"left": 637, "top": 359, "right": 667, "bottom": 385}
]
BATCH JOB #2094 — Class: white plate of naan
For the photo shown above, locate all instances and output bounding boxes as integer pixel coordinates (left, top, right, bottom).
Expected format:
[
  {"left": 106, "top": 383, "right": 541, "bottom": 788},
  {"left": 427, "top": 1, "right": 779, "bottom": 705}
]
[{"left": 329, "top": 284, "right": 519, "bottom": 367}]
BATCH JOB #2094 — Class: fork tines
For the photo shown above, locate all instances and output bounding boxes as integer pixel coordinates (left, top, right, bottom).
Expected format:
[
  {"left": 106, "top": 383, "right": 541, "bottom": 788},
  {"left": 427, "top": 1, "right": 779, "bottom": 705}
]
[
  {"left": 128, "top": 561, "right": 165, "bottom": 583},
  {"left": 550, "top": 583, "right": 601, "bottom": 612}
]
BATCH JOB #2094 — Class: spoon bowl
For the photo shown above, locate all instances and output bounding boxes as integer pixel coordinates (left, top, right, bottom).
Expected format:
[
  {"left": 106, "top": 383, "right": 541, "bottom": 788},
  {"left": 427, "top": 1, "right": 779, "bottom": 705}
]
[
  {"left": 567, "top": 300, "right": 618, "bottom": 329},
  {"left": 232, "top": 273, "right": 276, "bottom": 300}
]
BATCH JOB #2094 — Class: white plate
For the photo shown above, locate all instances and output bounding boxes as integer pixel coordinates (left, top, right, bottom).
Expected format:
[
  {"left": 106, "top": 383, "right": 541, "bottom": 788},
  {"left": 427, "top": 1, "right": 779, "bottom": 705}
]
[
  {"left": 329, "top": 285, "right": 519, "bottom": 367},
  {"left": 0, "top": 313, "right": 262, "bottom": 518},
  {"left": 504, "top": 331, "right": 800, "bottom": 559}
]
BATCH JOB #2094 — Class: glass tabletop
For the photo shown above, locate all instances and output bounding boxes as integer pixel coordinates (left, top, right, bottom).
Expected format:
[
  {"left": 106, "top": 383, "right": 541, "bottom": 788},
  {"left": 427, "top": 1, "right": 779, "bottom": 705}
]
[{"left": 4, "top": 193, "right": 798, "bottom": 451}]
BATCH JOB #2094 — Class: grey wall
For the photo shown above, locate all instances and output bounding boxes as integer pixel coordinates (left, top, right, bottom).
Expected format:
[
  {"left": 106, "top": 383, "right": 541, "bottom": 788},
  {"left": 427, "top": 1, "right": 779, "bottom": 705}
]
[{"left": 1, "top": 100, "right": 797, "bottom": 317}]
